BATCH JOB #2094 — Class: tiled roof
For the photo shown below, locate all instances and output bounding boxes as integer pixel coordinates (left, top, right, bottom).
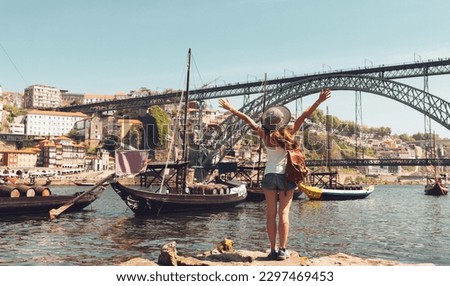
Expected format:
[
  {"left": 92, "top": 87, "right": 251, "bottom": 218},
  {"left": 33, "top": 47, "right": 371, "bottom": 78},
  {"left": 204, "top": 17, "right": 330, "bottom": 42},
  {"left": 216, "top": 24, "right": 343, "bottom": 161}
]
[{"left": 27, "top": 109, "right": 88, "bottom": 117}]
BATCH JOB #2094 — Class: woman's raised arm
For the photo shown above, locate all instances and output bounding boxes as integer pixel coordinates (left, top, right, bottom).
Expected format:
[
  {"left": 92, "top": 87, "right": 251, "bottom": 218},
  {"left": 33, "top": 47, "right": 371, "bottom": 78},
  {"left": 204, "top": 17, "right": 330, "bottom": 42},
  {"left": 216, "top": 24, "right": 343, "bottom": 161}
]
[
  {"left": 219, "top": 98, "right": 261, "bottom": 133},
  {"left": 292, "top": 89, "right": 331, "bottom": 133}
]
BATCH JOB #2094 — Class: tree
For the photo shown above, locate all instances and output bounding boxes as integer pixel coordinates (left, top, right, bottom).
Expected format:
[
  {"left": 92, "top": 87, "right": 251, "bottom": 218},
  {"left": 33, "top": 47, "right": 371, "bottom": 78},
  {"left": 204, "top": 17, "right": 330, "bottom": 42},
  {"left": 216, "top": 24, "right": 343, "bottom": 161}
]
[
  {"left": 310, "top": 109, "right": 326, "bottom": 125},
  {"left": 148, "top": 106, "right": 170, "bottom": 146},
  {"left": 399, "top": 133, "right": 413, "bottom": 142},
  {"left": 412, "top": 132, "right": 426, "bottom": 141},
  {"left": 67, "top": 129, "right": 79, "bottom": 140}
]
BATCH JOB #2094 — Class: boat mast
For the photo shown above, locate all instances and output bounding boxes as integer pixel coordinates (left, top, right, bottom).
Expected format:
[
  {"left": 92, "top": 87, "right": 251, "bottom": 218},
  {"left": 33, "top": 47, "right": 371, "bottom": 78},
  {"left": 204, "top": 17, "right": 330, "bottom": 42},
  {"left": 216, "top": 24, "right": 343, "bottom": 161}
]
[
  {"left": 326, "top": 106, "right": 331, "bottom": 171},
  {"left": 180, "top": 49, "right": 191, "bottom": 192},
  {"left": 181, "top": 48, "right": 191, "bottom": 164}
]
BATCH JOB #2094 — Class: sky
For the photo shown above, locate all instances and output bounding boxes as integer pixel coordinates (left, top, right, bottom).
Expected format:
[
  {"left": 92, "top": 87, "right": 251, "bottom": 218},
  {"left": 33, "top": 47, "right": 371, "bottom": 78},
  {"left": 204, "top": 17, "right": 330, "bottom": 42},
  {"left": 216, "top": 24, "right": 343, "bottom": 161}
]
[{"left": 1, "top": 0, "right": 450, "bottom": 137}]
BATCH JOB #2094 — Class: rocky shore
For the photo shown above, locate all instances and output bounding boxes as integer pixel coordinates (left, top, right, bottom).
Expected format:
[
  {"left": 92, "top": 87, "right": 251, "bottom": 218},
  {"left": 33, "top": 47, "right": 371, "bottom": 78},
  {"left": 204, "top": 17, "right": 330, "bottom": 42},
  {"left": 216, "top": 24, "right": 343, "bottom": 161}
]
[{"left": 118, "top": 240, "right": 434, "bottom": 266}]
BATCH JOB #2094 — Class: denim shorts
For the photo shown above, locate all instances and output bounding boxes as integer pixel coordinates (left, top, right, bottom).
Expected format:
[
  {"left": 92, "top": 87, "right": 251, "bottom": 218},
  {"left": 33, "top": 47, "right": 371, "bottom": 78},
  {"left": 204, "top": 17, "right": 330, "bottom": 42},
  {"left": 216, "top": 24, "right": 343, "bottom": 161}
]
[{"left": 261, "top": 173, "right": 298, "bottom": 191}]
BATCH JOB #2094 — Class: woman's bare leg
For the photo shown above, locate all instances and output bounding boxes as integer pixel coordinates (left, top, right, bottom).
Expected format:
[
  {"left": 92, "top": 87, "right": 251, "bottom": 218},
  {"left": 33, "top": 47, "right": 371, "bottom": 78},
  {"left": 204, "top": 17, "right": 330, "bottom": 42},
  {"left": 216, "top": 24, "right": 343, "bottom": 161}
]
[
  {"left": 264, "top": 190, "right": 278, "bottom": 250},
  {"left": 277, "top": 190, "right": 294, "bottom": 249}
]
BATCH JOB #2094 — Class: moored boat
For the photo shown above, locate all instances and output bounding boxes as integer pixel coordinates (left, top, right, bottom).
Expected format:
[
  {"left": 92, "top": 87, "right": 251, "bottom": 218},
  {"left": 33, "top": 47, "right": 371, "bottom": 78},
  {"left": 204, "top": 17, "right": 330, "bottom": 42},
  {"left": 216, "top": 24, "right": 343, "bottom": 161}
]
[
  {"left": 299, "top": 183, "right": 375, "bottom": 201},
  {"left": 424, "top": 182, "right": 448, "bottom": 196},
  {"left": 424, "top": 174, "right": 448, "bottom": 196},
  {"left": 110, "top": 178, "right": 246, "bottom": 215},
  {"left": 0, "top": 174, "right": 111, "bottom": 217},
  {"left": 301, "top": 170, "right": 375, "bottom": 200},
  {"left": 423, "top": 132, "right": 447, "bottom": 196},
  {"left": 111, "top": 50, "right": 247, "bottom": 216},
  {"left": 72, "top": 180, "right": 110, "bottom": 187},
  {"left": 112, "top": 158, "right": 247, "bottom": 215},
  {"left": 0, "top": 190, "right": 98, "bottom": 216}
]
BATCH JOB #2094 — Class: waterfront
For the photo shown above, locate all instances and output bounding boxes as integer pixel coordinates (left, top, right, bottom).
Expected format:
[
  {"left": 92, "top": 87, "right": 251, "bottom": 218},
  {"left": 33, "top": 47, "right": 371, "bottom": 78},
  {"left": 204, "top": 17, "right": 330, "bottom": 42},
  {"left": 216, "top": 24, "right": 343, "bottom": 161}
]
[{"left": 0, "top": 184, "right": 449, "bottom": 266}]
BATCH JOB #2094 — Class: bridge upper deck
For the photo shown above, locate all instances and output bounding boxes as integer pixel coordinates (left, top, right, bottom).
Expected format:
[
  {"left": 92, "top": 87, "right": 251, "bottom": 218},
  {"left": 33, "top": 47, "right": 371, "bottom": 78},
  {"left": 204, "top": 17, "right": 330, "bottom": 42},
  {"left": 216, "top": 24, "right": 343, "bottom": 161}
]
[{"left": 59, "top": 58, "right": 450, "bottom": 113}]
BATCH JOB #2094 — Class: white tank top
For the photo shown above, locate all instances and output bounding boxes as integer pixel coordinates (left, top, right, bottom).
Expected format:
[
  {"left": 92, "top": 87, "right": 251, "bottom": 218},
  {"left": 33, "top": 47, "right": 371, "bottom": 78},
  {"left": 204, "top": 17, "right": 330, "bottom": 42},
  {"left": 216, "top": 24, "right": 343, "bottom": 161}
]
[{"left": 264, "top": 146, "right": 287, "bottom": 174}]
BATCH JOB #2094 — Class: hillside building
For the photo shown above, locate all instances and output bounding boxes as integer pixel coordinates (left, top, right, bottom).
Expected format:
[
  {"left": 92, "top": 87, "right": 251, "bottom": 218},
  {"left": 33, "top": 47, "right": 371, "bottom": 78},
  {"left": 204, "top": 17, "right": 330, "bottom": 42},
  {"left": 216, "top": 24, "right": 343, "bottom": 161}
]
[
  {"left": 35, "top": 137, "right": 85, "bottom": 173},
  {"left": 0, "top": 149, "right": 38, "bottom": 168},
  {"left": 24, "top": 110, "right": 88, "bottom": 136},
  {"left": 24, "top": 84, "right": 61, "bottom": 109}
]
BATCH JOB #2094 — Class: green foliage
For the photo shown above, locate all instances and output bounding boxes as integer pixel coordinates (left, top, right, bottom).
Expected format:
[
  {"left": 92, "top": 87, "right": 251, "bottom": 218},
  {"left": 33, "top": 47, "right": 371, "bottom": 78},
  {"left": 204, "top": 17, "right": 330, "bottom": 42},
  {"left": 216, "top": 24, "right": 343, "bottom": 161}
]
[
  {"left": 86, "top": 147, "right": 97, "bottom": 155},
  {"left": 3, "top": 105, "right": 28, "bottom": 123},
  {"left": 124, "top": 125, "right": 142, "bottom": 149},
  {"left": 3, "top": 105, "right": 28, "bottom": 117},
  {"left": 411, "top": 132, "right": 438, "bottom": 141},
  {"left": 67, "top": 129, "right": 79, "bottom": 140},
  {"left": 309, "top": 109, "right": 391, "bottom": 139},
  {"left": 309, "top": 109, "right": 326, "bottom": 124},
  {"left": 148, "top": 106, "right": 170, "bottom": 145},
  {"left": 398, "top": 133, "right": 414, "bottom": 142}
]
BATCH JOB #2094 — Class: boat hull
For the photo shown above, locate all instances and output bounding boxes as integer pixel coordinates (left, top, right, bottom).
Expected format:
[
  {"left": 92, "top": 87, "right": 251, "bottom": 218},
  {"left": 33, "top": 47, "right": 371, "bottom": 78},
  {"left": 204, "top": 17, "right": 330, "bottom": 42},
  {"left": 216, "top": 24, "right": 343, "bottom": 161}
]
[
  {"left": 73, "top": 181, "right": 110, "bottom": 187},
  {"left": 299, "top": 184, "right": 374, "bottom": 201},
  {"left": 0, "top": 193, "right": 97, "bottom": 216},
  {"left": 110, "top": 181, "right": 247, "bottom": 215},
  {"left": 424, "top": 182, "right": 448, "bottom": 196}
]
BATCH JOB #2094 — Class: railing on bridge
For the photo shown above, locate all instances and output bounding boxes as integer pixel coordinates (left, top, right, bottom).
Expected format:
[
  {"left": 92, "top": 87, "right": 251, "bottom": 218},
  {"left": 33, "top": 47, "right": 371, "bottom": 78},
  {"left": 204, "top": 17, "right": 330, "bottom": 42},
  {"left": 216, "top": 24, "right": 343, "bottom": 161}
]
[{"left": 306, "top": 158, "right": 450, "bottom": 167}]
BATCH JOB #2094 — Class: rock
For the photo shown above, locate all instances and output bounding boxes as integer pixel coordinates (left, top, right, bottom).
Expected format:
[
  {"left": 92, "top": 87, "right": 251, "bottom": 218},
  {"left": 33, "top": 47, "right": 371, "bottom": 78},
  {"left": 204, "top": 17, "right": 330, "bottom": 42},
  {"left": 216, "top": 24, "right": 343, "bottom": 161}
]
[
  {"left": 121, "top": 250, "right": 434, "bottom": 266},
  {"left": 119, "top": 257, "right": 158, "bottom": 266},
  {"left": 305, "top": 253, "right": 434, "bottom": 266},
  {"left": 157, "top": 241, "right": 178, "bottom": 266},
  {"left": 213, "top": 238, "right": 234, "bottom": 254},
  {"left": 119, "top": 240, "right": 435, "bottom": 266}
]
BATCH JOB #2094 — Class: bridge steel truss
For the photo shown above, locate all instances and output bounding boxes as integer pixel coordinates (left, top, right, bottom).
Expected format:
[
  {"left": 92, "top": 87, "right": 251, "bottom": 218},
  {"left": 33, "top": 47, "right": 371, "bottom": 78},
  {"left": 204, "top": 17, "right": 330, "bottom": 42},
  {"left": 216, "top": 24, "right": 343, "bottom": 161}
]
[
  {"left": 60, "top": 58, "right": 450, "bottom": 113},
  {"left": 57, "top": 58, "right": 450, "bottom": 169},
  {"left": 198, "top": 74, "right": 450, "bottom": 166}
]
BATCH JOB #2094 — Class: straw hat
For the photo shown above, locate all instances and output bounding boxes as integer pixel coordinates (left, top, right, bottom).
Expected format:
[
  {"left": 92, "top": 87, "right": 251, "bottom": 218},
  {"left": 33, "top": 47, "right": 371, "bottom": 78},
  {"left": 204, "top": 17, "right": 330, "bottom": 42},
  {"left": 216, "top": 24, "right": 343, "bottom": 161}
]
[{"left": 261, "top": 106, "right": 291, "bottom": 131}]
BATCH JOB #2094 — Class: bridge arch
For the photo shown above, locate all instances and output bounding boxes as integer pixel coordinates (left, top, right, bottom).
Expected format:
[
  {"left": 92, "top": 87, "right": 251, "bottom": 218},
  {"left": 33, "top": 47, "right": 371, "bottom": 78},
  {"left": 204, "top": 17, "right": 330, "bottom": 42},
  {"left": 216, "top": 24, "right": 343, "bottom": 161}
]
[{"left": 198, "top": 74, "right": 450, "bottom": 166}]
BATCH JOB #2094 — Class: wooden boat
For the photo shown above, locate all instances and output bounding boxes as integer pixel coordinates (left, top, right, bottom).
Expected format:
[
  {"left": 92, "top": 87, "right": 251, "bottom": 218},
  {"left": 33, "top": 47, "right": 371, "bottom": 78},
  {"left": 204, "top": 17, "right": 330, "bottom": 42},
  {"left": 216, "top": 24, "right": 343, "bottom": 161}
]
[
  {"left": 23, "top": 176, "right": 52, "bottom": 187},
  {"left": 424, "top": 182, "right": 448, "bottom": 196},
  {"left": 0, "top": 173, "right": 111, "bottom": 217},
  {"left": 246, "top": 187, "right": 266, "bottom": 201},
  {"left": 424, "top": 175, "right": 448, "bottom": 196},
  {"left": 215, "top": 177, "right": 303, "bottom": 201},
  {"left": 111, "top": 50, "right": 247, "bottom": 215},
  {"left": 299, "top": 183, "right": 374, "bottom": 201},
  {"left": 423, "top": 132, "right": 448, "bottom": 196},
  {"left": 0, "top": 188, "right": 99, "bottom": 216},
  {"left": 301, "top": 170, "right": 374, "bottom": 200},
  {"left": 73, "top": 180, "right": 110, "bottom": 187},
  {"left": 298, "top": 109, "right": 374, "bottom": 201},
  {"left": 23, "top": 179, "right": 51, "bottom": 187},
  {"left": 110, "top": 176, "right": 247, "bottom": 215}
]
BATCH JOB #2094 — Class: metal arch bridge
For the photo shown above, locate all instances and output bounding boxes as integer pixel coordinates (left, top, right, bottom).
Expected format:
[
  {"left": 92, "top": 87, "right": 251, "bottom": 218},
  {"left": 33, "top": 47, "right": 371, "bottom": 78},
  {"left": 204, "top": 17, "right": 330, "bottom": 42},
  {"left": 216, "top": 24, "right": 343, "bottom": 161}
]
[
  {"left": 58, "top": 58, "right": 450, "bottom": 166},
  {"left": 196, "top": 72, "right": 450, "bottom": 166},
  {"left": 59, "top": 58, "right": 450, "bottom": 113}
]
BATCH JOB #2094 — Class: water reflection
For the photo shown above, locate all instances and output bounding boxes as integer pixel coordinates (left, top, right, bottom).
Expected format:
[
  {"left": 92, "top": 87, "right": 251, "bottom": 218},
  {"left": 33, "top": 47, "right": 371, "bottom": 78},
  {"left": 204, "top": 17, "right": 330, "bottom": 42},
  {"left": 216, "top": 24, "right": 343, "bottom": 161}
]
[{"left": 1, "top": 185, "right": 449, "bottom": 265}]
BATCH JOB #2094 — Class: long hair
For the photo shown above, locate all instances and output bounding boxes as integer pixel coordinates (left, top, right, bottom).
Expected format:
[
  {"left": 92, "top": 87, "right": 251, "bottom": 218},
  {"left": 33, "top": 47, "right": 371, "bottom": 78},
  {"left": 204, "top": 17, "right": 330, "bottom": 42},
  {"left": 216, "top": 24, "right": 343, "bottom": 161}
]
[{"left": 264, "top": 126, "right": 299, "bottom": 150}]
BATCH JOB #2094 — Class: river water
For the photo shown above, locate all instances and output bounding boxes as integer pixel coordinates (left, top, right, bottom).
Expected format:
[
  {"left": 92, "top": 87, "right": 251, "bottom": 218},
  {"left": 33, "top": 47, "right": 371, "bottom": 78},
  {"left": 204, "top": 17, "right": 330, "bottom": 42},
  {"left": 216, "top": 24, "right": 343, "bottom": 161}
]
[{"left": 0, "top": 184, "right": 449, "bottom": 266}]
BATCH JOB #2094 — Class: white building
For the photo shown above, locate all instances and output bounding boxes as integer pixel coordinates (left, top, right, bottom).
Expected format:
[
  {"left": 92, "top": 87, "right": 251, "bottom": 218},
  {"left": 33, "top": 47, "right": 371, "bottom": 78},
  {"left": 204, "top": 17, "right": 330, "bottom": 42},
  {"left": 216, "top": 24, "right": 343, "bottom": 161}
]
[
  {"left": 84, "top": 93, "right": 117, "bottom": 104},
  {"left": 24, "top": 110, "right": 88, "bottom": 136},
  {"left": 24, "top": 84, "right": 61, "bottom": 109},
  {"left": 8, "top": 123, "right": 25, "bottom": 134}
]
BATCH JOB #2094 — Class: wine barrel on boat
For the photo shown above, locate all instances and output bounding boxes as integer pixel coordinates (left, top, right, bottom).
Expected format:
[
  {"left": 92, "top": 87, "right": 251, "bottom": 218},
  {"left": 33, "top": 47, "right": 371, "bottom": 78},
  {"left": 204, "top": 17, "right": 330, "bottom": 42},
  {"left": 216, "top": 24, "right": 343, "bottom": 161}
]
[
  {"left": 16, "top": 185, "right": 36, "bottom": 197},
  {"left": 188, "top": 183, "right": 229, "bottom": 195},
  {"left": 0, "top": 185, "right": 21, "bottom": 198},
  {"left": 34, "top": 186, "right": 52, "bottom": 196}
]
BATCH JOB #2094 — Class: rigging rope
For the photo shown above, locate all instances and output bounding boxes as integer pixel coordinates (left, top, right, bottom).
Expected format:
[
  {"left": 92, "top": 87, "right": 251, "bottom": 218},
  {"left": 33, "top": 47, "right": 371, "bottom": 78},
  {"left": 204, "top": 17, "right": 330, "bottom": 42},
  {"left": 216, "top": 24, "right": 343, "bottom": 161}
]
[
  {"left": 157, "top": 52, "right": 191, "bottom": 193},
  {"left": 0, "top": 42, "right": 29, "bottom": 86}
]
